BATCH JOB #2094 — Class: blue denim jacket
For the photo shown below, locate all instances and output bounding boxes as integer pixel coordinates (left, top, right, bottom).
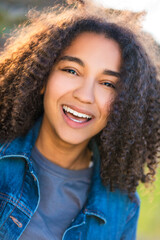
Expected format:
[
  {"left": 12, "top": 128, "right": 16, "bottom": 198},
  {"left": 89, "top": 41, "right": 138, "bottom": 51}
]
[{"left": 0, "top": 119, "right": 140, "bottom": 240}]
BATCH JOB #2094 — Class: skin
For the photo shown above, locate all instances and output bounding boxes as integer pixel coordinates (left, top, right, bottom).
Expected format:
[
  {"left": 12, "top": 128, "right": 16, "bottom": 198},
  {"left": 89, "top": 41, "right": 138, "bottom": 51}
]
[{"left": 36, "top": 32, "right": 122, "bottom": 170}]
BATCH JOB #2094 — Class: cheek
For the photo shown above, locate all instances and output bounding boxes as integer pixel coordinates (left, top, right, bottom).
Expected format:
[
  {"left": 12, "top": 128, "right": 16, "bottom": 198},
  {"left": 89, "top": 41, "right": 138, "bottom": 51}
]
[
  {"left": 45, "top": 72, "right": 78, "bottom": 98},
  {"left": 97, "top": 91, "right": 116, "bottom": 118},
  {"left": 44, "top": 76, "right": 66, "bottom": 102}
]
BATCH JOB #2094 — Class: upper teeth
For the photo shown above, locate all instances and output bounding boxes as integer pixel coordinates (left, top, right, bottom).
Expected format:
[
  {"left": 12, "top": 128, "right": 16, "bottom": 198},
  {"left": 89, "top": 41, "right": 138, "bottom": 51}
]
[{"left": 63, "top": 105, "right": 92, "bottom": 119}]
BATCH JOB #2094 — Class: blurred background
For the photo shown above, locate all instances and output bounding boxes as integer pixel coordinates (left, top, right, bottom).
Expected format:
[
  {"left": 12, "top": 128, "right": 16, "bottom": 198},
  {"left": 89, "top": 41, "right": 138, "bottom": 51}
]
[{"left": 0, "top": 0, "right": 159, "bottom": 239}]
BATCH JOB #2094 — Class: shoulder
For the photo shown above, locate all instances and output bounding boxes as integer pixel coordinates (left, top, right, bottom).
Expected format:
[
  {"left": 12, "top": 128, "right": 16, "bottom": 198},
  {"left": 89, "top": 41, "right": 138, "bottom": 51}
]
[
  {"left": 109, "top": 187, "right": 140, "bottom": 209},
  {"left": 90, "top": 187, "right": 140, "bottom": 238},
  {"left": 103, "top": 187, "right": 140, "bottom": 221}
]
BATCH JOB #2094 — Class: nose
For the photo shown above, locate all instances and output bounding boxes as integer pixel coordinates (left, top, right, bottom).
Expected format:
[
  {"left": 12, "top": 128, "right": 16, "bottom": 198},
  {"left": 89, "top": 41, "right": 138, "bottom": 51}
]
[{"left": 73, "top": 79, "right": 95, "bottom": 104}]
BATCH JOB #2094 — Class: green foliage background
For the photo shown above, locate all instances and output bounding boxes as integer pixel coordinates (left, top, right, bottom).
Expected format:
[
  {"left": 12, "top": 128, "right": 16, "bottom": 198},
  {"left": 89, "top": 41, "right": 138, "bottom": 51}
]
[
  {"left": 0, "top": 2, "right": 159, "bottom": 239},
  {"left": 137, "top": 169, "right": 160, "bottom": 240}
]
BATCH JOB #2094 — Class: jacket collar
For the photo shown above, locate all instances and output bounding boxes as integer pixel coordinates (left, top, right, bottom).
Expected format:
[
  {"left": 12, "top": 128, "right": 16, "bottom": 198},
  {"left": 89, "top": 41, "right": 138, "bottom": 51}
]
[
  {"left": 0, "top": 118, "right": 42, "bottom": 173},
  {"left": 0, "top": 117, "right": 107, "bottom": 224},
  {"left": 85, "top": 139, "right": 107, "bottom": 224}
]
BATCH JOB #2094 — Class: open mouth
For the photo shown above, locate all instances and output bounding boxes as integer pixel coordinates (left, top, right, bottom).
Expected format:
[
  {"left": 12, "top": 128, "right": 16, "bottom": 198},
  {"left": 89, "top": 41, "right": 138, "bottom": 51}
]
[{"left": 62, "top": 105, "right": 92, "bottom": 124}]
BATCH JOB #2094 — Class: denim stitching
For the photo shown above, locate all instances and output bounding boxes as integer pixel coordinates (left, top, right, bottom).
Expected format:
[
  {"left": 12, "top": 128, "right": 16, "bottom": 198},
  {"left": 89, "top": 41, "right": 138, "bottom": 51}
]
[
  {"left": 0, "top": 168, "right": 30, "bottom": 231},
  {"left": 0, "top": 143, "right": 6, "bottom": 152},
  {"left": 0, "top": 195, "right": 31, "bottom": 217},
  {"left": 0, "top": 192, "right": 17, "bottom": 202},
  {"left": 0, "top": 192, "right": 32, "bottom": 215},
  {"left": 0, "top": 201, "right": 5, "bottom": 212},
  {"left": 2, "top": 142, "right": 10, "bottom": 155}
]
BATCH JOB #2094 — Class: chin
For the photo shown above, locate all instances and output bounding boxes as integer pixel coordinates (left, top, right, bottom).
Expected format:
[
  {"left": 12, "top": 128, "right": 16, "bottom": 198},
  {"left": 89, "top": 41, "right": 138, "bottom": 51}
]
[{"left": 58, "top": 132, "right": 91, "bottom": 146}]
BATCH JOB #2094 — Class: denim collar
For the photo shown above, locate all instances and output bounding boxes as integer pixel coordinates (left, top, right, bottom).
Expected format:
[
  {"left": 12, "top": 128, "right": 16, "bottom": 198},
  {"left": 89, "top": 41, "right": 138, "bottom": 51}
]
[{"left": 0, "top": 117, "right": 107, "bottom": 224}]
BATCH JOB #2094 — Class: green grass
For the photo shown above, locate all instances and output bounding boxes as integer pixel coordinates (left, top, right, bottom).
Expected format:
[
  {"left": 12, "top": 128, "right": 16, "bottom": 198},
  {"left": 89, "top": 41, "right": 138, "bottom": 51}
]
[{"left": 137, "top": 168, "right": 160, "bottom": 240}]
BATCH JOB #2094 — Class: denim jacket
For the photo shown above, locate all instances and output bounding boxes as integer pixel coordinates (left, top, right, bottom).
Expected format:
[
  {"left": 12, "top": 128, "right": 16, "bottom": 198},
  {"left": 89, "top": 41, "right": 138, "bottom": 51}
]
[{"left": 0, "top": 119, "right": 140, "bottom": 240}]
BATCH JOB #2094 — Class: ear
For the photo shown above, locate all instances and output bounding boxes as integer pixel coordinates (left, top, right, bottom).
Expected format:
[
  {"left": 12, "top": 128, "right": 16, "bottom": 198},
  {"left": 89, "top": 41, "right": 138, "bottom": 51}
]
[{"left": 40, "top": 86, "right": 45, "bottom": 94}]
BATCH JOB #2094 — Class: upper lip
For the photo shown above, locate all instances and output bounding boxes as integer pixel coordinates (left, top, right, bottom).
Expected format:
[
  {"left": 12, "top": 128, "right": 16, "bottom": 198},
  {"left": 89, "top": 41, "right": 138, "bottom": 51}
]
[{"left": 62, "top": 104, "right": 95, "bottom": 118}]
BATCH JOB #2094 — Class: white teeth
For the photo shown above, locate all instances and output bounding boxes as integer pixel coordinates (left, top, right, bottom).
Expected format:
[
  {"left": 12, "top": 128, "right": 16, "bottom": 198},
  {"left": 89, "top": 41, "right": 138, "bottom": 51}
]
[{"left": 63, "top": 105, "right": 92, "bottom": 119}]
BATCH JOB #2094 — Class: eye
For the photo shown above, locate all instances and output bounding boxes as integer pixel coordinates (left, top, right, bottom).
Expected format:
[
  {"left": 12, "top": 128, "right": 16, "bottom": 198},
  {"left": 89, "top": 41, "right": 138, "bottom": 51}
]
[
  {"left": 61, "top": 68, "right": 78, "bottom": 76},
  {"left": 101, "top": 82, "right": 116, "bottom": 89}
]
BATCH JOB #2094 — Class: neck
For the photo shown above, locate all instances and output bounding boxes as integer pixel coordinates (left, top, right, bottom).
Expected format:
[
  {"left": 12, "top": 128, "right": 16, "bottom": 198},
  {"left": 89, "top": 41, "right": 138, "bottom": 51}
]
[{"left": 35, "top": 117, "right": 92, "bottom": 170}]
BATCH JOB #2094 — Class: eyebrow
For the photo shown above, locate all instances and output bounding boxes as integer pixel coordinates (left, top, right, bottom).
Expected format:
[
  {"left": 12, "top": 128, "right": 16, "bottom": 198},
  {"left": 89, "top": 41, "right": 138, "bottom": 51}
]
[
  {"left": 103, "top": 70, "right": 121, "bottom": 78},
  {"left": 58, "top": 55, "right": 121, "bottom": 78},
  {"left": 58, "top": 56, "right": 84, "bottom": 67}
]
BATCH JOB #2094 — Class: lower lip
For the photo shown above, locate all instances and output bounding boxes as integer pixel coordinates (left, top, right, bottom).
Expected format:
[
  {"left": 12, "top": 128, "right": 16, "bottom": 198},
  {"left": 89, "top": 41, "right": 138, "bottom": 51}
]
[{"left": 61, "top": 107, "right": 94, "bottom": 129}]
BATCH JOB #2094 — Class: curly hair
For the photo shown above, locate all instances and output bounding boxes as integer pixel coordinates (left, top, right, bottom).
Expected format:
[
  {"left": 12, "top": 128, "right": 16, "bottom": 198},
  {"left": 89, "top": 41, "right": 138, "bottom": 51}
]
[{"left": 0, "top": 0, "right": 159, "bottom": 194}]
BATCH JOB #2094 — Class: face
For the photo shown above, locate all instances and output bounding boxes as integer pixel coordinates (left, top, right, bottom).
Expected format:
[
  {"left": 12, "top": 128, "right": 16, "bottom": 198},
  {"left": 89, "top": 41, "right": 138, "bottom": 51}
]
[{"left": 42, "top": 32, "right": 121, "bottom": 146}]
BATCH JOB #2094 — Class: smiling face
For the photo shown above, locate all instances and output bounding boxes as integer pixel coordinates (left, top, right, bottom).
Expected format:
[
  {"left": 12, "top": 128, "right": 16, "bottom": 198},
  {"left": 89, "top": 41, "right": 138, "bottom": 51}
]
[{"left": 41, "top": 32, "right": 122, "bottom": 146}]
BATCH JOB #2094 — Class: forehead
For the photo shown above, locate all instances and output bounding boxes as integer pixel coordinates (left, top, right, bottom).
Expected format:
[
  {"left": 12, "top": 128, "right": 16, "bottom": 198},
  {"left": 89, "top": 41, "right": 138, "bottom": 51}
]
[{"left": 61, "top": 32, "right": 122, "bottom": 72}]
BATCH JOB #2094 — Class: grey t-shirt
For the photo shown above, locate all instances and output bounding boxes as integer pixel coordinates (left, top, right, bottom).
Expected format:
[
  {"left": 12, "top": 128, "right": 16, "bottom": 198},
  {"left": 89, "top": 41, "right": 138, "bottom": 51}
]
[{"left": 20, "top": 146, "right": 93, "bottom": 240}]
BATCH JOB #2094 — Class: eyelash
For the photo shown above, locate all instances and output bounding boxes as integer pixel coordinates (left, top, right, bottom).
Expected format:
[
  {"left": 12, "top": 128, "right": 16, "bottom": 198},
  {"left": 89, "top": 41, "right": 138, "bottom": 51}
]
[
  {"left": 61, "top": 68, "right": 116, "bottom": 89},
  {"left": 61, "top": 68, "right": 78, "bottom": 76},
  {"left": 101, "top": 82, "right": 116, "bottom": 89}
]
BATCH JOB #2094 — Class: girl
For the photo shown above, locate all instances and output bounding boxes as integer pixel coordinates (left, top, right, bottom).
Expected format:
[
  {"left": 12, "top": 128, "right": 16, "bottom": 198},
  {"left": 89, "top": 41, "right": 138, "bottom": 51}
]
[{"left": 0, "top": 1, "right": 159, "bottom": 239}]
